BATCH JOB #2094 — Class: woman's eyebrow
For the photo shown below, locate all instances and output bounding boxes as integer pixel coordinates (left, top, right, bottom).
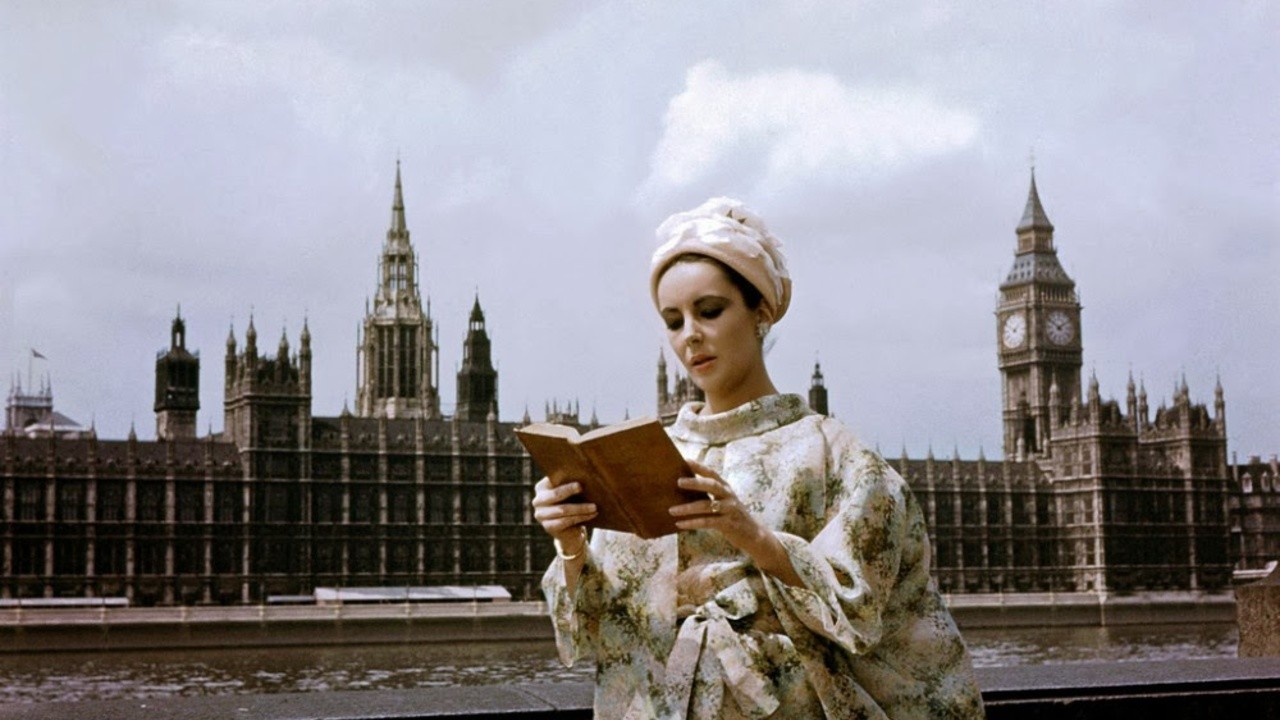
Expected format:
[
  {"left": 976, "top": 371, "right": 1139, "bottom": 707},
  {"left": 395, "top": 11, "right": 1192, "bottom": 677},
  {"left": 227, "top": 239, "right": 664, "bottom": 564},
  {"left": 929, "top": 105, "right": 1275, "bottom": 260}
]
[{"left": 692, "top": 295, "right": 730, "bottom": 308}]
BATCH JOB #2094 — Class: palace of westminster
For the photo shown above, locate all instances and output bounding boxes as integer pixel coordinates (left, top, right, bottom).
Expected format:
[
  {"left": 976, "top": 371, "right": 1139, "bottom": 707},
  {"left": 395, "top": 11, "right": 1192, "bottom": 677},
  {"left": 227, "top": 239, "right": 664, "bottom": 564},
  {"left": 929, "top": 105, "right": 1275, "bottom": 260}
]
[{"left": 3, "top": 167, "right": 1277, "bottom": 605}]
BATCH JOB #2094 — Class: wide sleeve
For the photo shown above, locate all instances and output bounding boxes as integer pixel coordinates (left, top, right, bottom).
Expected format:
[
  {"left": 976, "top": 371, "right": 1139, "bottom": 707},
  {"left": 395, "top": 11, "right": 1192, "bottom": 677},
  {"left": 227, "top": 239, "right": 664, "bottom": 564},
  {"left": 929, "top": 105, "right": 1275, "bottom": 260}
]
[
  {"left": 759, "top": 421, "right": 911, "bottom": 658},
  {"left": 540, "top": 537, "right": 606, "bottom": 667}
]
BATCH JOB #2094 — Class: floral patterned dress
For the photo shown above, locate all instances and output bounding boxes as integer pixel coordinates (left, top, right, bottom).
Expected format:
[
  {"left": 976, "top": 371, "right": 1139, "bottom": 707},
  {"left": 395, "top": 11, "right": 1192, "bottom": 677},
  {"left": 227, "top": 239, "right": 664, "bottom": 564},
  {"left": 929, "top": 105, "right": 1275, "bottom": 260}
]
[{"left": 542, "top": 394, "right": 985, "bottom": 719}]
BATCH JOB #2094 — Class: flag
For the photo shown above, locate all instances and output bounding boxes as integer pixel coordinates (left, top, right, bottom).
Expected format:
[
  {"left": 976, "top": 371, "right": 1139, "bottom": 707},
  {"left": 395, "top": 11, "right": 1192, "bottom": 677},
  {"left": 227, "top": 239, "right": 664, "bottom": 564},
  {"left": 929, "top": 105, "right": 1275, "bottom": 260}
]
[{"left": 31, "top": 349, "right": 46, "bottom": 360}]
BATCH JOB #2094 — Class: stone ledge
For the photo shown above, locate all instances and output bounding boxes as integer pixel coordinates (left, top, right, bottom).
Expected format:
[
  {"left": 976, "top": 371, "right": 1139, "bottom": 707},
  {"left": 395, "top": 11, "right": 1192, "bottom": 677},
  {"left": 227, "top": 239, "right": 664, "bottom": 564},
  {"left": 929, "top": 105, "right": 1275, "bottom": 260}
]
[{"left": 1, "top": 658, "right": 1277, "bottom": 720}]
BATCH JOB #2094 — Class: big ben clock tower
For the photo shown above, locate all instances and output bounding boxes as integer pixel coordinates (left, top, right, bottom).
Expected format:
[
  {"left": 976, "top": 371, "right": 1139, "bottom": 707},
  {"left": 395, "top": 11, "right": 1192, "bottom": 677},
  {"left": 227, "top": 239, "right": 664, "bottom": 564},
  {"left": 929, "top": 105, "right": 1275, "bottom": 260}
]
[{"left": 997, "top": 173, "right": 1082, "bottom": 458}]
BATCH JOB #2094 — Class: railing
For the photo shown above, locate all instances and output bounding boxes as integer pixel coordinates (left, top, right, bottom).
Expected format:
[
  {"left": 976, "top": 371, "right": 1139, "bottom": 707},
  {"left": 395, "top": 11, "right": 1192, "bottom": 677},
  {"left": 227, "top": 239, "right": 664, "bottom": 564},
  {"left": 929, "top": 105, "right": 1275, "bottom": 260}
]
[{"left": 0, "top": 658, "right": 1276, "bottom": 720}]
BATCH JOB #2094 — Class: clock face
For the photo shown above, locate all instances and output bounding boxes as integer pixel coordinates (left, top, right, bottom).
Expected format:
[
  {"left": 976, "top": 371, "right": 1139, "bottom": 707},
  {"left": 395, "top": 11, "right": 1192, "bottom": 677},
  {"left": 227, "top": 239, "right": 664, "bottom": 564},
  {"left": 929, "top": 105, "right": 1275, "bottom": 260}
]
[
  {"left": 1002, "top": 313, "right": 1027, "bottom": 349},
  {"left": 1047, "top": 311, "right": 1074, "bottom": 345}
]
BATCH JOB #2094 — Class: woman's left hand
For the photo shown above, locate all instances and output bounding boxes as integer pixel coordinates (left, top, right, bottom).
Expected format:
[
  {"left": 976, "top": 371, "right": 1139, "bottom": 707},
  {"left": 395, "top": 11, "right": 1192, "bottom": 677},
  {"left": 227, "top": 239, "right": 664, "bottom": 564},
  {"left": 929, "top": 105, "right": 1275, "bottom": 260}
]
[
  {"left": 669, "top": 460, "right": 805, "bottom": 586},
  {"left": 670, "top": 460, "right": 771, "bottom": 555}
]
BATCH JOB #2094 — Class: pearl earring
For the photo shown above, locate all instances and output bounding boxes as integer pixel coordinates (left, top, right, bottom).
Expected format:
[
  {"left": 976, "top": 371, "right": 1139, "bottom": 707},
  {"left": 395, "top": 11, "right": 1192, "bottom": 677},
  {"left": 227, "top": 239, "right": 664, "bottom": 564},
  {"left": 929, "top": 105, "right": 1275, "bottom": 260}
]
[{"left": 756, "top": 321, "right": 770, "bottom": 339}]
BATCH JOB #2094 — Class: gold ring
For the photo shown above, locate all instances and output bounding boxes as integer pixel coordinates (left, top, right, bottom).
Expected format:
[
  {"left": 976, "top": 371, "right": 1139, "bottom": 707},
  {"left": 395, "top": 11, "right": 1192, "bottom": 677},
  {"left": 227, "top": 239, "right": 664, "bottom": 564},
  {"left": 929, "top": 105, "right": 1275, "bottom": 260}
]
[{"left": 708, "top": 495, "right": 722, "bottom": 515}]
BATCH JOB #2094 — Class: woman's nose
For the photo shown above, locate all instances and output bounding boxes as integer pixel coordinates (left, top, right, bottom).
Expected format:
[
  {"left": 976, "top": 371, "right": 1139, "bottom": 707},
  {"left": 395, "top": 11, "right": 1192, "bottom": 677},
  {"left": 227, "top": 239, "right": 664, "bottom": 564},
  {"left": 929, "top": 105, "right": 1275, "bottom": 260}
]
[{"left": 683, "top": 318, "right": 702, "bottom": 346}]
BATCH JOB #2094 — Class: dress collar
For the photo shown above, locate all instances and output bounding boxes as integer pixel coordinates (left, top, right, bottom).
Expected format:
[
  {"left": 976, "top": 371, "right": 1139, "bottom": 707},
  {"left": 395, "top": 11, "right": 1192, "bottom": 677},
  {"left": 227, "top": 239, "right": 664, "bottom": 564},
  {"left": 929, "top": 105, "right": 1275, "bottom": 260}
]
[{"left": 669, "top": 393, "right": 812, "bottom": 445}]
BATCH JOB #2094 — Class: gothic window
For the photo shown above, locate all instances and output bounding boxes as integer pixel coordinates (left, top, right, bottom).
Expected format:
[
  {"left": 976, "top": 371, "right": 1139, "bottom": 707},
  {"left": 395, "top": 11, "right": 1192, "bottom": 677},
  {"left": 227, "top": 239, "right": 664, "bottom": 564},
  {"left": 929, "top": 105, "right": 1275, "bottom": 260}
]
[
  {"left": 257, "top": 539, "right": 295, "bottom": 574},
  {"left": 1038, "top": 541, "right": 1056, "bottom": 569},
  {"left": 426, "top": 539, "right": 451, "bottom": 573},
  {"left": 497, "top": 542, "right": 521, "bottom": 572},
  {"left": 427, "top": 486, "right": 452, "bottom": 525},
  {"left": 15, "top": 539, "right": 43, "bottom": 575},
  {"left": 96, "top": 539, "right": 125, "bottom": 575},
  {"left": 350, "top": 455, "right": 377, "bottom": 480},
  {"left": 351, "top": 541, "right": 375, "bottom": 574},
  {"left": 498, "top": 460, "right": 521, "bottom": 483},
  {"left": 57, "top": 481, "right": 84, "bottom": 522},
  {"left": 213, "top": 540, "right": 239, "bottom": 574},
  {"left": 389, "top": 486, "right": 413, "bottom": 524},
  {"left": 54, "top": 539, "right": 85, "bottom": 575},
  {"left": 389, "top": 455, "right": 414, "bottom": 480},
  {"left": 98, "top": 481, "right": 125, "bottom": 522},
  {"left": 462, "top": 457, "right": 486, "bottom": 484},
  {"left": 462, "top": 485, "right": 488, "bottom": 525},
  {"left": 351, "top": 485, "right": 376, "bottom": 524},
  {"left": 426, "top": 457, "right": 451, "bottom": 482},
  {"left": 376, "top": 327, "right": 392, "bottom": 398},
  {"left": 17, "top": 480, "right": 44, "bottom": 522},
  {"left": 532, "top": 538, "right": 555, "bottom": 570},
  {"left": 137, "top": 541, "right": 165, "bottom": 575},
  {"left": 934, "top": 492, "right": 955, "bottom": 527},
  {"left": 1036, "top": 495, "right": 1053, "bottom": 526},
  {"left": 256, "top": 484, "right": 297, "bottom": 523},
  {"left": 989, "top": 540, "right": 1008, "bottom": 568},
  {"left": 312, "top": 454, "right": 340, "bottom": 480},
  {"left": 215, "top": 484, "right": 241, "bottom": 524},
  {"left": 1014, "top": 540, "right": 1033, "bottom": 568},
  {"left": 985, "top": 491, "right": 1004, "bottom": 527},
  {"left": 176, "top": 540, "right": 201, "bottom": 575},
  {"left": 388, "top": 541, "right": 413, "bottom": 574},
  {"left": 314, "top": 541, "right": 340, "bottom": 574},
  {"left": 462, "top": 542, "right": 487, "bottom": 572},
  {"left": 177, "top": 483, "right": 203, "bottom": 524},
  {"left": 935, "top": 538, "right": 955, "bottom": 568},
  {"left": 313, "top": 485, "right": 340, "bottom": 524},
  {"left": 497, "top": 487, "right": 525, "bottom": 525},
  {"left": 398, "top": 326, "right": 418, "bottom": 396},
  {"left": 1013, "top": 496, "right": 1032, "bottom": 526},
  {"left": 137, "top": 482, "right": 165, "bottom": 523},
  {"left": 961, "top": 492, "right": 981, "bottom": 526}
]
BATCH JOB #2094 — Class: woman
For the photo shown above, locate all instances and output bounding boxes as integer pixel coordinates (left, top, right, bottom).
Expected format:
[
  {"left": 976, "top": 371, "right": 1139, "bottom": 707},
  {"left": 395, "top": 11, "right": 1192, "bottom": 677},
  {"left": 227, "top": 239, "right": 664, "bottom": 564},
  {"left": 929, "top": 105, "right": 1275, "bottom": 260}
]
[{"left": 533, "top": 198, "right": 985, "bottom": 719}]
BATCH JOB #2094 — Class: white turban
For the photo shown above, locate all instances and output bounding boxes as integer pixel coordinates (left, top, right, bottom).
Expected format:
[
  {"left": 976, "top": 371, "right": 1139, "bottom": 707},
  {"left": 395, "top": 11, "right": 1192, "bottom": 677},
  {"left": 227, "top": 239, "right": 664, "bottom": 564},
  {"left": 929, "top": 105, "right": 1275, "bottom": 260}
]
[{"left": 649, "top": 197, "right": 792, "bottom": 322}]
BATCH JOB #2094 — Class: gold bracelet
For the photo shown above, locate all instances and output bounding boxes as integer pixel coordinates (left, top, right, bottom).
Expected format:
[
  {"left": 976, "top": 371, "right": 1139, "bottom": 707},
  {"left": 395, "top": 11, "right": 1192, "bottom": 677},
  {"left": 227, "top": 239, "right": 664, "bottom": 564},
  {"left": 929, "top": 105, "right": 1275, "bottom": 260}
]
[{"left": 554, "top": 528, "right": 588, "bottom": 561}]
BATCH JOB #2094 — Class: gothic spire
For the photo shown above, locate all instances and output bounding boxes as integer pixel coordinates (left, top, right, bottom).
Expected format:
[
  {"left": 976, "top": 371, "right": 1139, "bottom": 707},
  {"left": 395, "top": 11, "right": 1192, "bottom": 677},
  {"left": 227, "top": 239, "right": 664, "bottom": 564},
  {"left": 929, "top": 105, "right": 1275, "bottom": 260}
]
[
  {"left": 390, "top": 160, "right": 407, "bottom": 235},
  {"left": 1017, "top": 170, "right": 1054, "bottom": 233}
]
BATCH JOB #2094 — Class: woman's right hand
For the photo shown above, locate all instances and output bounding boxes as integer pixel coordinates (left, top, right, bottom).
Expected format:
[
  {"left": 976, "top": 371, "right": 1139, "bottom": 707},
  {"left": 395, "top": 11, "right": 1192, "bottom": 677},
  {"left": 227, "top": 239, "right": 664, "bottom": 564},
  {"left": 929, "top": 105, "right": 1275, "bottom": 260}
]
[{"left": 532, "top": 477, "right": 597, "bottom": 553}]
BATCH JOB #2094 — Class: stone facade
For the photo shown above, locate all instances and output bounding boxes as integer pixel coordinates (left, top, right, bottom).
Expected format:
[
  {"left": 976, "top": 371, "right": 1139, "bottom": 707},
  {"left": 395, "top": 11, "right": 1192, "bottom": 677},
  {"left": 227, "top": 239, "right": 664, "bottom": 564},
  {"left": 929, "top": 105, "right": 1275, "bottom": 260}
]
[
  {"left": 1, "top": 166, "right": 555, "bottom": 605},
  {"left": 1232, "top": 455, "right": 1280, "bottom": 572},
  {"left": 0, "top": 169, "right": 1273, "bottom": 605}
]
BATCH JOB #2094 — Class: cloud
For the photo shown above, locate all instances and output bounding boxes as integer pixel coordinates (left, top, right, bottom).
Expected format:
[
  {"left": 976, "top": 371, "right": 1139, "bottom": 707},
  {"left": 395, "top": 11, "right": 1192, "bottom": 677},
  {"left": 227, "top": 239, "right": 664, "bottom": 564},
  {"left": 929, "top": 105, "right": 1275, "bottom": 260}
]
[
  {"left": 156, "top": 25, "right": 473, "bottom": 150},
  {"left": 639, "top": 60, "right": 980, "bottom": 200}
]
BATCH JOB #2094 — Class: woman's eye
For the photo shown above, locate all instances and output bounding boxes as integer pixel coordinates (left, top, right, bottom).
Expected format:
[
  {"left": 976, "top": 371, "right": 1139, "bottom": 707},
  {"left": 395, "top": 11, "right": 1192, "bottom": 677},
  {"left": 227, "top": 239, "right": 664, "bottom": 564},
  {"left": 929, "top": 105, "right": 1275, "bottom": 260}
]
[
  {"left": 665, "top": 318, "right": 682, "bottom": 331},
  {"left": 700, "top": 307, "right": 723, "bottom": 319}
]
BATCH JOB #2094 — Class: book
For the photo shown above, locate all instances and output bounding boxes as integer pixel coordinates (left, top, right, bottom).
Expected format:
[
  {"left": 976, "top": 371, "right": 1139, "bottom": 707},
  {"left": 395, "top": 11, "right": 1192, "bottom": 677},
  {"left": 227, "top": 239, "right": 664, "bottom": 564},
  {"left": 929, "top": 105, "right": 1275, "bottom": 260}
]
[{"left": 515, "top": 416, "right": 701, "bottom": 539}]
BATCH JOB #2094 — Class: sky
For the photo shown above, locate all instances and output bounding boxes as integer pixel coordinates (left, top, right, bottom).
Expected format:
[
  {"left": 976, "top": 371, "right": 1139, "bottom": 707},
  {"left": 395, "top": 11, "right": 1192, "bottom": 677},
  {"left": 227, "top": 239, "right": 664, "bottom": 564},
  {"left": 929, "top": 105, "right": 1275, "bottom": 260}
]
[{"left": 1, "top": 0, "right": 1276, "bottom": 460}]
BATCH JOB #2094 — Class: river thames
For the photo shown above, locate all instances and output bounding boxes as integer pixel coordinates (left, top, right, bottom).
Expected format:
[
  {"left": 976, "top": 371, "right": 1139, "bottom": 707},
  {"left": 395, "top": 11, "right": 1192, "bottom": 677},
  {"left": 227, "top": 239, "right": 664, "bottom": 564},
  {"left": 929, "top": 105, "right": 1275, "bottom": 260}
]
[{"left": 0, "top": 622, "right": 1239, "bottom": 705}]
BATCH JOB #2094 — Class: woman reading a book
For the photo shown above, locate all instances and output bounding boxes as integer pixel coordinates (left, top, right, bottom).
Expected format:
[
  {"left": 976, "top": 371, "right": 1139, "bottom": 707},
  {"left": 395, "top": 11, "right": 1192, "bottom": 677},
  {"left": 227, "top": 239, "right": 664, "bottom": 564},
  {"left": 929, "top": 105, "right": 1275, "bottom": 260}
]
[{"left": 533, "top": 198, "right": 984, "bottom": 719}]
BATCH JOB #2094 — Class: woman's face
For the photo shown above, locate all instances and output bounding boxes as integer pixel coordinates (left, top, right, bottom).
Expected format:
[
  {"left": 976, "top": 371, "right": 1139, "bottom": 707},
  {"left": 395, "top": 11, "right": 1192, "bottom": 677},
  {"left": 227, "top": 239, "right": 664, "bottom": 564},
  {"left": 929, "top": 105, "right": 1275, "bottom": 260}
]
[{"left": 656, "top": 259, "right": 768, "bottom": 408}]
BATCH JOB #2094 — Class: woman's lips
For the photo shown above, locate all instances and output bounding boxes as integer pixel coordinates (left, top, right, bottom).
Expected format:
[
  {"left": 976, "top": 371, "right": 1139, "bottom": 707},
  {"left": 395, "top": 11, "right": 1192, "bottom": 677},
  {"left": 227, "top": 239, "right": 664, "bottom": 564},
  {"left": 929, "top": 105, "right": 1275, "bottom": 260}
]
[{"left": 690, "top": 355, "right": 716, "bottom": 372}]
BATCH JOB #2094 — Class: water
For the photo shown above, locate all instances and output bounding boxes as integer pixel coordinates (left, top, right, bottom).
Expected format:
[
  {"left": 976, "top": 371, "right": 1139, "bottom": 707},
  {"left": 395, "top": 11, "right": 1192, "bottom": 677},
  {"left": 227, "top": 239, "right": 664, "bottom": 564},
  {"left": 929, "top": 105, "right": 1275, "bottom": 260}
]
[{"left": 0, "top": 623, "right": 1239, "bottom": 705}]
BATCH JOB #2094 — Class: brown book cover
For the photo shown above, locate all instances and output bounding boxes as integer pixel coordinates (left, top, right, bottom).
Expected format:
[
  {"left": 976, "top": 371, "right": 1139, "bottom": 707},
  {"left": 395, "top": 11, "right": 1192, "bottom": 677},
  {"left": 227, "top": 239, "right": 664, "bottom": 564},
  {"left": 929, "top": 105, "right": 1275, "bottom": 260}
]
[{"left": 515, "top": 416, "right": 701, "bottom": 539}]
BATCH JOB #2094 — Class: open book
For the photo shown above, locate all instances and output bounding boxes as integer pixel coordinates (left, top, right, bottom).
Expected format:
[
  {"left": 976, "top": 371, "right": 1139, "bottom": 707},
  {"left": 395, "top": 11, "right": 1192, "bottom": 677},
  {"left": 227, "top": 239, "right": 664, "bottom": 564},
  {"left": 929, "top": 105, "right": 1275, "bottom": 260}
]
[{"left": 515, "top": 416, "right": 701, "bottom": 539}]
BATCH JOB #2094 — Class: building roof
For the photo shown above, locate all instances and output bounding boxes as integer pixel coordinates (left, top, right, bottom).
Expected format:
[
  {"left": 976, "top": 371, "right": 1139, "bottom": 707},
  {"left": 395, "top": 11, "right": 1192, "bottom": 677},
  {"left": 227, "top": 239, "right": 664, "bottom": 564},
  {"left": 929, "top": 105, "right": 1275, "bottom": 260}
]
[
  {"left": 1017, "top": 172, "right": 1054, "bottom": 233},
  {"left": 1002, "top": 251, "right": 1074, "bottom": 287}
]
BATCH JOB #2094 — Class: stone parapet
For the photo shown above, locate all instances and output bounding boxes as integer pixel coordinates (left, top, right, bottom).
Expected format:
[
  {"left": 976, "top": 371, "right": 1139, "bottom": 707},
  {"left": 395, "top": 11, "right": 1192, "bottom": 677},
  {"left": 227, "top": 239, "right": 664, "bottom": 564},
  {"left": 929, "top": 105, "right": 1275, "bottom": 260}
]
[{"left": 2, "top": 658, "right": 1278, "bottom": 720}]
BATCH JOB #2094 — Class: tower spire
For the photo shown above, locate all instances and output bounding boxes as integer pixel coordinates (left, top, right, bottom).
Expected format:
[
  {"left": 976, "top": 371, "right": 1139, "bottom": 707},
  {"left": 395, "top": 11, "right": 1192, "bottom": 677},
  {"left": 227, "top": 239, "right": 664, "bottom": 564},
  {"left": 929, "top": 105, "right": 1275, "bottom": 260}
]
[
  {"left": 1017, "top": 169, "right": 1054, "bottom": 233},
  {"left": 359, "top": 161, "right": 440, "bottom": 420},
  {"left": 390, "top": 160, "right": 407, "bottom": 235}
]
